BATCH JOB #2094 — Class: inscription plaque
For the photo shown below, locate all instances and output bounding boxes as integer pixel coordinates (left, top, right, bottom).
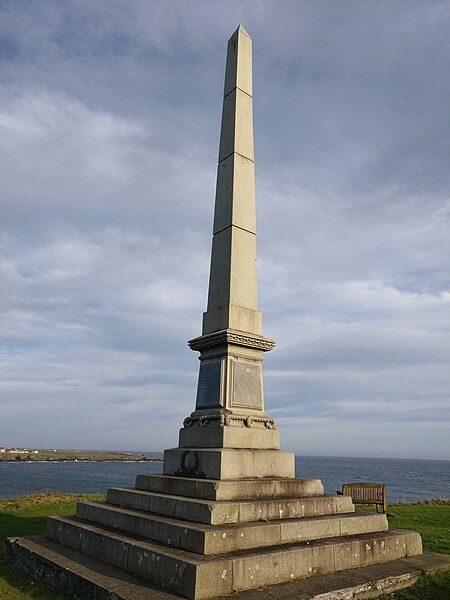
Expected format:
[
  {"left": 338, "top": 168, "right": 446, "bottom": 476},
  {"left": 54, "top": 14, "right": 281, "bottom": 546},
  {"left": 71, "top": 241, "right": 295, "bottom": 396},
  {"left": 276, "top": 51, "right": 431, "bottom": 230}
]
[
  {"left": 196, "top": 361, "right": 222, "bottom": 408},
  {"left": 231, "top": 361, "right": 263, "bottom": 409}
]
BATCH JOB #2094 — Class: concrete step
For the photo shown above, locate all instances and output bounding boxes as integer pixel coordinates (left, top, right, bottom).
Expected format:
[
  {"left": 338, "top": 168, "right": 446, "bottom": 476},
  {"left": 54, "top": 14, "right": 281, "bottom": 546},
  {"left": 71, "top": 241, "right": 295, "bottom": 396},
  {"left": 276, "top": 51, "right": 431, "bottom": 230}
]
[
  {"left": 5, "top": 534, "right": 165, "bottom": 599},
  {"left": 6, "top": 536, "right": 446, "bottom": 600},
  {"left": 105, "top": 487, "right": 354, "bottom": 525},
  {"left": 75, "top": 501, "right": 388, "bottom": 554},
  {"left": 135, "top": 474, "right": 324, "bottom": 500},
  {"left": 42, "top": 515, "right": 422, "bottom": 599}
]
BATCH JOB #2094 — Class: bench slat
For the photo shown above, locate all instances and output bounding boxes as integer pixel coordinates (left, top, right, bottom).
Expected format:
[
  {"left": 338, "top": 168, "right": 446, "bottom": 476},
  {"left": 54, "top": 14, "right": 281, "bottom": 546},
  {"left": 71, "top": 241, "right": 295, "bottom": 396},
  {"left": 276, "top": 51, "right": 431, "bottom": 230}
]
[{"left": 342, "top": 483, "right": 387, "bottom": 514}]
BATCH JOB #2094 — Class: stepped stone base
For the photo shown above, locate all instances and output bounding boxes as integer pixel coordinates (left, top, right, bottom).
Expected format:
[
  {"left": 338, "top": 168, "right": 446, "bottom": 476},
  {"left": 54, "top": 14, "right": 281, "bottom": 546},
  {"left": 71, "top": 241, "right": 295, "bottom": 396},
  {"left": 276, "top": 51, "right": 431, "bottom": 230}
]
[
  {"left": 67, "top": 505, "right": 387, "bottom": 554},
  {"left": 105, "top": 488, "right": 354, "bottom": 525},
  {"left": 7, "top": 531, "right": 430, "bottom": 600},
  {"left": 5, "top": 472, "right": 427, "bottom": 599}
]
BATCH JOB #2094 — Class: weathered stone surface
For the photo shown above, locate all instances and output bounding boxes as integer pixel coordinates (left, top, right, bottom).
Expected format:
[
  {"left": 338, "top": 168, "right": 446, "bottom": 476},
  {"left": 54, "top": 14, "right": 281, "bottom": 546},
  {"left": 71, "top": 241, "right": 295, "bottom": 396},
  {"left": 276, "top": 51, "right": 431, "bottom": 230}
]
[
  {"left": 218, "top": 87, "right": 254, "bottom": 165},
  {"left": 104, "top": 487, "right": 217, "bottom": 525},
  {"left": 106, "top": 486, "right": 353, "bottom": 526},
  {"left": 332, "top": 530, "right": 422, "bottom": 572},
  {"left": 205, "top": 226, "right": 258, "bottom": 333},
  {"left": 219, "top": 551, "right": 450, "bottom": 600},
  {"left": 46, "top": 516, "right": 129, "bottom": 570},
  {"left": 45, "top": 516, "right": 82, "bottom": 551},
  {"left": 76, "top": 504, "right": 204, "bottom": 553},
  {"left": 179, "top": 424, "right": 280, "bottom": 449},
  {"left": 163, "top": 448, "right": 295, "bottom": 480},
  {"left": 44, "top": 519, "right": 233, "bottom": 599},
  {"left": 279, "top": 512, "right": 387, "bottom": 545},
  {"left": 280, "top": 514, "right": 340, "bottom": 543},
  {"left": 75, "top": 503, "right": 387, "bottom": 555},
  {"left": 338, "top": 512, "right": 388, "bottom": 537},
  {"left": 238, "top": 495, "right": 354, "bottom": 523},
  {"left": 231, "top": 361, "right": 263, "bottom": 409},
  {"left": 405, "top": 530, "right": 423, "bottom": 556},
  {"left": 213, "top": 153, "right": 256, "bottom": 235},
  {"left": 106, "top": 487, "right": 239, "bottom": 525},
  {"left": 5, "top": 535, "right": 176, "bottom": 600},
  {"left": 202, "top": 306, "right": 262, "bottom": 337},
  {"left": 229, "top": 530, "right": 423, "bottom": 595},
  {"left": 232, "top": 543, "right": 335, "bottom": 591},
  {"left": 223, "top": 25, "right": 252, "bottom": 98},
  {"left": 81, "top": 526, "right": 129, "bottom": 570},
  {"left": 6, "top": 536, "right": 447, "bottom": 600},
  {"left": 40, "top": 515, "right": 426, "bottom": 598},
  {"left": 135, "top": 474, "right": 324, "bottom": 501}
]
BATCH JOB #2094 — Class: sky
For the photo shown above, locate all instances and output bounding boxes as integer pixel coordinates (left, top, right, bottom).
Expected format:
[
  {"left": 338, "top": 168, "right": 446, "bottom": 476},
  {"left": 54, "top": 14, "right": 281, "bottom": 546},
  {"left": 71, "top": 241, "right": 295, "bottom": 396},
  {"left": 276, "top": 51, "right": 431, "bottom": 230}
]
[{"left": 1, "top": 0, "right": 449, "bottom": 460}]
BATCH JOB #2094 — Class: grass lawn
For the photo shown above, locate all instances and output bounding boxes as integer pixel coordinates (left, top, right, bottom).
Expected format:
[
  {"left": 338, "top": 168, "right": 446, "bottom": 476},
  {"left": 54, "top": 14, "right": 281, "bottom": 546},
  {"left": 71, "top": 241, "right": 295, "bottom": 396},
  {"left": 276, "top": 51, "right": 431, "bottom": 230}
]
[
  {"left": 0, "top": 494, "right": 449, "bottom": 599},
  {"left": 386, "top": 503, "right": 450, "bottom": 599},
  {"left": 0, "top": 493, "right": 104, "bottom": 599}
]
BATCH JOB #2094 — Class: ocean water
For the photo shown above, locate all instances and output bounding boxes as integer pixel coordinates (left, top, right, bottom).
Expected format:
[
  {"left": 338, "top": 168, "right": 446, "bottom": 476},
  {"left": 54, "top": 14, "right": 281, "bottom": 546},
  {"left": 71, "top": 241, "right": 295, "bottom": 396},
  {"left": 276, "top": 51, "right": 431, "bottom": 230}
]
[{"left": 0, "top": 455, "right": 448, "bottom": 503}]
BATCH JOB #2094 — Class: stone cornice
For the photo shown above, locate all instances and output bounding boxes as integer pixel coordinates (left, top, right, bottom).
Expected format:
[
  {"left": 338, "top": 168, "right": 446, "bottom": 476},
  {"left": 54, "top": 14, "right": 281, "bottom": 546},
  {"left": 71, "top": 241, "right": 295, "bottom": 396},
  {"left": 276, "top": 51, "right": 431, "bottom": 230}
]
[{"left": 188, "top": 329, "right": 275, "bottom": 352}]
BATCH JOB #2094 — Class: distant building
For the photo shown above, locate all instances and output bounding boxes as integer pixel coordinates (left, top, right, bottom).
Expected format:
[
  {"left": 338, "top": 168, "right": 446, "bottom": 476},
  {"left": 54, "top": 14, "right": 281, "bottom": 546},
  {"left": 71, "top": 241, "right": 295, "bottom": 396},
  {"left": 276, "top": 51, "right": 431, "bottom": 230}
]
[{"left": 0, "top": 448, "right": 5, "bottom": 453}]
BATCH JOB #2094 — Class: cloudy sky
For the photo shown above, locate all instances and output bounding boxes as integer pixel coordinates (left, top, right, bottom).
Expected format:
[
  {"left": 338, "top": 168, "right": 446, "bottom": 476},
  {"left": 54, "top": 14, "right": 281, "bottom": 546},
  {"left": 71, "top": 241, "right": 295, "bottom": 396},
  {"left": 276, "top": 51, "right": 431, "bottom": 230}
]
[{"left": 1, "top": 1, "right": 449, "bottom": 459}]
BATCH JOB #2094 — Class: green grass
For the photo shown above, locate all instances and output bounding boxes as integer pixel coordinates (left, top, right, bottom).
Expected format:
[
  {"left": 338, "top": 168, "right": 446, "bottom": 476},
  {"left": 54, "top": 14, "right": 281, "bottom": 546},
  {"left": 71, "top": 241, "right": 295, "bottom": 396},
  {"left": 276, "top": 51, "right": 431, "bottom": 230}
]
[
  {"left": 385, "top": 503, "right": 450, "bottom": 599},
  {"left": 0, "top": 494, "right": 449, "bottom": 599},
  {"left": 388, "top": 570, "right": 450, "bottom": 600},
  {"left": 387, "top": 503, "right": 450, "bottom": 555},
  {"left": 0, "top": 493, "right": 104, "bottom": 599}
]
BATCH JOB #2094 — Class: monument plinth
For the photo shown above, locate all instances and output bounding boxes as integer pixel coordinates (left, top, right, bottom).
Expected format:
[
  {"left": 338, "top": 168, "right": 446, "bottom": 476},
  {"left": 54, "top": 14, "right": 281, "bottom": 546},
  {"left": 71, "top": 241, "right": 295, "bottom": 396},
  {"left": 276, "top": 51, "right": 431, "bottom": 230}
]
[{"left": 7, "top": 25, "right": 426, "bottom": 600}]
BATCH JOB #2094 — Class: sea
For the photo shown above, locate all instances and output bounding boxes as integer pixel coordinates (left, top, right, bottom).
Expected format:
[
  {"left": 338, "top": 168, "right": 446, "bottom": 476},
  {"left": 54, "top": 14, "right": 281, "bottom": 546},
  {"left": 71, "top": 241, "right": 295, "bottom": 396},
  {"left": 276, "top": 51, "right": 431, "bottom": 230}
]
[{"left": 1, "top": 455, "right": 449, "bottom": 503}]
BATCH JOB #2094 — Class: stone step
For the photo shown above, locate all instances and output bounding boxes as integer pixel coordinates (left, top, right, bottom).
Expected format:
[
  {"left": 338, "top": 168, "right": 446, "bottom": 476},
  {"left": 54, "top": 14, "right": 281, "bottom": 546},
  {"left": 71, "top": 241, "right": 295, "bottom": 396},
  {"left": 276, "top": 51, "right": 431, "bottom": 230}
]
[
  {"left": 105, "top": 487, "right": 354, "bottom": 525},
  {"left": 75, "top": 501, "right": 388, "bottom": 554},
  {"left": 6, "top": 536, "right": 445, "bottom": 600},
  {"left": 42, "top": 515, "right": 422, "bottom": 599},
  {"left": 135, "top": 474, "right": 324, "bottom": 500},
  {"left": 5, "top": 534, "right": 164, "bottom": 599}
]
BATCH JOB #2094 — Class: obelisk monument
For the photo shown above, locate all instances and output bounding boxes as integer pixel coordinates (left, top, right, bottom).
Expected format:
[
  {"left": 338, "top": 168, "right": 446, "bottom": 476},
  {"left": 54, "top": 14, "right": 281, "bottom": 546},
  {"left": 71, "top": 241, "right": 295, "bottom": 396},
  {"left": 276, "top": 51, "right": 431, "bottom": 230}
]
[
  {"left": 164, "top": 25, "right": 295, "bottom": 477},
  {"left": 6, "top": 26, "right": 424, "bottom": 600}
]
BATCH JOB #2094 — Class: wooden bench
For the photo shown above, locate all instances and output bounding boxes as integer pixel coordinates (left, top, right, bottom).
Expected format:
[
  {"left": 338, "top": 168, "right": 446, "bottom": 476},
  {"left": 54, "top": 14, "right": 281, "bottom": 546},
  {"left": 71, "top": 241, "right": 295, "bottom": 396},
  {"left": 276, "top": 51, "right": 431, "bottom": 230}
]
[{"left": 341, "top": 482, "right": 387, "bottom": 514}]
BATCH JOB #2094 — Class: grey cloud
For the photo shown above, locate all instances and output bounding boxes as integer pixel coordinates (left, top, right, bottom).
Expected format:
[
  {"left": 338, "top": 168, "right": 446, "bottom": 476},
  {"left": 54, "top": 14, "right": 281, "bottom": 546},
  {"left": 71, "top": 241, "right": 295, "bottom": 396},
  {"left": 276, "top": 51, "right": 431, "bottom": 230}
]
[{"left": 1, "top": 0, "right": 449, "bottom": 458}]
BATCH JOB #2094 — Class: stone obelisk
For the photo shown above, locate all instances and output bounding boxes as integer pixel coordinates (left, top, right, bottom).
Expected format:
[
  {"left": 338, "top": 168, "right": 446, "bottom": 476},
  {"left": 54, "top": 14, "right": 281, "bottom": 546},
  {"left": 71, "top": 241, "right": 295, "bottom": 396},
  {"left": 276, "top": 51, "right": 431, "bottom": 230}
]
[
  {"left": 6, "top": 26, "right": 424, "bottom": 600},
  {"left": 164, "top": 25, "right": 295, "bottom": 477}
]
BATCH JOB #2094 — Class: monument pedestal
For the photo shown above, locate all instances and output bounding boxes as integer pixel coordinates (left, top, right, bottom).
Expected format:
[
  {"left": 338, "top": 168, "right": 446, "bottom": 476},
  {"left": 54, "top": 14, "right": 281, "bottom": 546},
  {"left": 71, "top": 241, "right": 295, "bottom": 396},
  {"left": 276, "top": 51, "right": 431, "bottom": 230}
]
[
  {"left": 179, "top": 423, "right": 280, "bottom": 449},
  {"left": 163, "top": 447, "right": 295, "bottom": 480}
]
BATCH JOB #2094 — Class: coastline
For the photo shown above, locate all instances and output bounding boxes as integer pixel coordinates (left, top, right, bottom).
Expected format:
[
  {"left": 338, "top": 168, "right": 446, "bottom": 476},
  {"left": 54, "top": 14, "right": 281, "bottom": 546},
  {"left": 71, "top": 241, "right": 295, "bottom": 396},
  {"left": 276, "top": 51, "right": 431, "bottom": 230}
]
[
  {"left": 1, "top": 455, "right": 448, "bottom": 503},
  {"left": 0, "top": 450, "right": 162, "bottom": 463}
]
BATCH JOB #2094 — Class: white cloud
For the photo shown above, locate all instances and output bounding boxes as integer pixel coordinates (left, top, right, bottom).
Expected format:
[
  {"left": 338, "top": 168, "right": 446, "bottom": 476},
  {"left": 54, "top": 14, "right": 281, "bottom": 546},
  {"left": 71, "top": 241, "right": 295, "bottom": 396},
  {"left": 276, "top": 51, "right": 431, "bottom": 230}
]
[{"left": 0, "top": 0, "right": 449, "bottom": 458}]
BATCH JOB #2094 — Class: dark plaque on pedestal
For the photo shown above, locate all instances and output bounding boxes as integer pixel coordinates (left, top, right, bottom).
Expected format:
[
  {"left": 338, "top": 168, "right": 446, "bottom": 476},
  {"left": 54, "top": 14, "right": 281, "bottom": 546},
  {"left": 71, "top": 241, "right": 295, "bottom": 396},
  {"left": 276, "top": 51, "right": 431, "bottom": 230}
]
[{"left": 195, "top": 360, "right": 222, "bottom": 407}]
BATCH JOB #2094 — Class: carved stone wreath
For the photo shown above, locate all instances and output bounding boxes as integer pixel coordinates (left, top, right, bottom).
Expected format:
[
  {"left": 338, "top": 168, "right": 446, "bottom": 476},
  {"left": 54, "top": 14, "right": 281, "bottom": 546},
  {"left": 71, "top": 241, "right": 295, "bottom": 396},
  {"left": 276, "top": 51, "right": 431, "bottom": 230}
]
[{"left": 183, "top": 413, "right": 277, "bottom": 430}]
